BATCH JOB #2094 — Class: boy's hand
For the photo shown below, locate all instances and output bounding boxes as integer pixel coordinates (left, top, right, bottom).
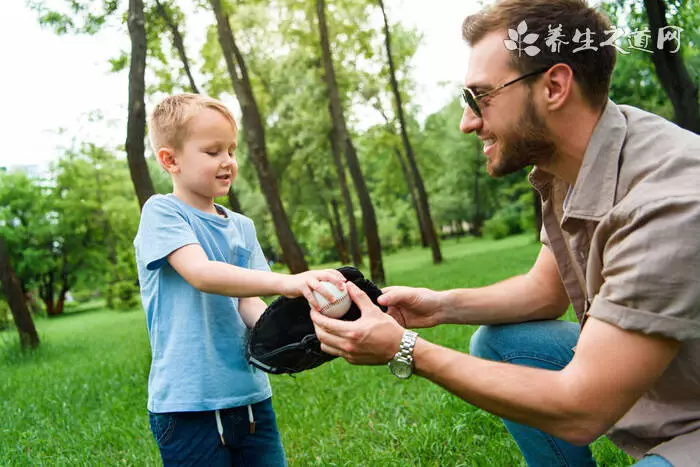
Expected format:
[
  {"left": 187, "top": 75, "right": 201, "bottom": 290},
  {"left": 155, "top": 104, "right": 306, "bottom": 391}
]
[{"left": 281, "top": 269, "right": 347, "bottom": 310}]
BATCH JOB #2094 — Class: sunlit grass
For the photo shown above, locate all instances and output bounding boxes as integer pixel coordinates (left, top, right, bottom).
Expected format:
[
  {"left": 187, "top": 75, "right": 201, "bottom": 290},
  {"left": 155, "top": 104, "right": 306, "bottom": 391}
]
[{"left": 1, "top": 234, "right": 632, "bottom": 465}]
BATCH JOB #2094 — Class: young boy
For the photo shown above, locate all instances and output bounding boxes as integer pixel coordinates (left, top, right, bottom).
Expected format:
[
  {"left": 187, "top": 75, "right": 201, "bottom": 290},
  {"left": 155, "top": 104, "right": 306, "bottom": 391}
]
[{"left": 134, "top": 93, "right": 346, "bottom": 466}]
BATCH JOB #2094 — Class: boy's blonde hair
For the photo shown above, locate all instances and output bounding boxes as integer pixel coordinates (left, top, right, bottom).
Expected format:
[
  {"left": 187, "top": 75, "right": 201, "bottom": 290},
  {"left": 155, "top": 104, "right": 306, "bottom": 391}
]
[{"left": 149, "top": 93, "right": 238, "bottom": 152}]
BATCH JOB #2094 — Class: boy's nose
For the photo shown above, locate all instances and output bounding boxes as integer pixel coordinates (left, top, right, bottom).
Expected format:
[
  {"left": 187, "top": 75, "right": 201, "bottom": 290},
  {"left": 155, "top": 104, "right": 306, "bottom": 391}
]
[{"left": 460, "top": 107, "right": 482, "bottom": 134}]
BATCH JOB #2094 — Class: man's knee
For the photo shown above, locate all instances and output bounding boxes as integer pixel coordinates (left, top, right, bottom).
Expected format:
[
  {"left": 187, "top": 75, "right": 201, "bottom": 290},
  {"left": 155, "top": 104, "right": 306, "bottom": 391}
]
[{"left": 469, "top": 324, "right": 516, "bottom": 361}]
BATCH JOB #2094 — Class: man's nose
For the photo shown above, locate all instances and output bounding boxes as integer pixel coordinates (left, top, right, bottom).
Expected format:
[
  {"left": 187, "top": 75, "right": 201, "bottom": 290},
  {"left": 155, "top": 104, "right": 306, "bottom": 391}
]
[{"left": 460, "top": 107, "right": 482, "bottom": 134}]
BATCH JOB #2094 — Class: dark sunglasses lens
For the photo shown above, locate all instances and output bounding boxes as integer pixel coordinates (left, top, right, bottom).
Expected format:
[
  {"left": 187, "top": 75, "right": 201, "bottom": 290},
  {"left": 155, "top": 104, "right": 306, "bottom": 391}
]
[{"left": 462, "top": 89, "right": 481, "bottom": 117}]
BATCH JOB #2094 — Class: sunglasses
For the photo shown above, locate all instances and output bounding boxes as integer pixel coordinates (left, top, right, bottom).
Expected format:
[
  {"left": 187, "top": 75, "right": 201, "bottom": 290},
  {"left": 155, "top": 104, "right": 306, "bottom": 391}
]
[{"left": 461, "top": 67, "right": 550, "bottom": 118}]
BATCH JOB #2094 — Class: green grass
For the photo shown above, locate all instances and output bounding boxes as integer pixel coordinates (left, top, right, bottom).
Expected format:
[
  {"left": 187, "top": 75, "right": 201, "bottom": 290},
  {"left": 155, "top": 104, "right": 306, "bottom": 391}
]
[{"left": 1, "top": 234, "right": 633, "bottom": 466}]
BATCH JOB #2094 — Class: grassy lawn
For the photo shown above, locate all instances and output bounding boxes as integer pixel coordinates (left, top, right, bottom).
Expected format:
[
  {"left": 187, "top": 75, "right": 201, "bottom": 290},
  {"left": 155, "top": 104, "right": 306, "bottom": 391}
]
[{"left": 1, "top": 234, "right": 632, "bottom": 466}]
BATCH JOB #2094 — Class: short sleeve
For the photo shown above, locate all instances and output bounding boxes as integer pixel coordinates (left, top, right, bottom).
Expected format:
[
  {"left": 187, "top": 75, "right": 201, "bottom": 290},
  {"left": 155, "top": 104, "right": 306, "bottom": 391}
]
[
  {"left": 241, "top": 217, "right": 270, "bottom": 273},
  {"left": 589, "top": 196, "right": 700, "bottom": 340},
  {"left": 134, "top": 196, "right": 199, "bottom": 270}
]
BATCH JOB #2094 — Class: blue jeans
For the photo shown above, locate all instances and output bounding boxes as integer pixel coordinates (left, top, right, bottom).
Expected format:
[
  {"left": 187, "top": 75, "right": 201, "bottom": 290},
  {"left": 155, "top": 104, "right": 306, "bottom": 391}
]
[
  {"left": 469, "top": 321, "right": 671, "bottom": 467},
  {"left": 149, "top": 397, "right": 287, "bottom": 466}
]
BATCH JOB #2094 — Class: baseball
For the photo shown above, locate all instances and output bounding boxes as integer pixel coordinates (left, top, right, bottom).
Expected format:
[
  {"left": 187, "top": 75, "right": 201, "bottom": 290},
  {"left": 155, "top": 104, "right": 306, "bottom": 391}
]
[{"left": 312, "top": 281, "right": 351, "bottom": 318}]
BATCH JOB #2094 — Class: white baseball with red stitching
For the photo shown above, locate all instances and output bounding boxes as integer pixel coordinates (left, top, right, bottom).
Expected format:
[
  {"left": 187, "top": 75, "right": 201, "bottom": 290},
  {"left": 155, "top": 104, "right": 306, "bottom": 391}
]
[{"left": 313, "top": 282, "right": 351, "bottom": 318}]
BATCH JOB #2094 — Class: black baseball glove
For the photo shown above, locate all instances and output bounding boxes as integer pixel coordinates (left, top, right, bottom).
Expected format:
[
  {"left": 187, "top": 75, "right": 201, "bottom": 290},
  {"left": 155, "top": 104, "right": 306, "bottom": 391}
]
[{"left": 246, "top": 266, "right": 386, "bottom": 375}]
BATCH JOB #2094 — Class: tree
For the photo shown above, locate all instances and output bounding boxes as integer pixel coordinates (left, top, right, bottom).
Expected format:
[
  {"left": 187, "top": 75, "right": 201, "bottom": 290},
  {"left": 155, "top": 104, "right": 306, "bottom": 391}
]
[
  {"left": 377, "top": 0, "right": 441, "bottom": 264},
  {"left": 153, "top": 0, "right": 199, "bottom": 94},
  {"left": 606, "top": 0, "right": 699, "bottom": 133},
  {"left": 643, "top": 0, "right": 699, "bottom": 133},
  {"left": 126, "top": 0, "right": 156, "bottom": 208},
  {"left": 209, "top": 0, "right": 309, "bottom": 273},
  {"left": 0, "top": 236, "right": 39, "bottom": 350},
  {"left": 316, "top": 0, "right": 385, "bottom": 283}
]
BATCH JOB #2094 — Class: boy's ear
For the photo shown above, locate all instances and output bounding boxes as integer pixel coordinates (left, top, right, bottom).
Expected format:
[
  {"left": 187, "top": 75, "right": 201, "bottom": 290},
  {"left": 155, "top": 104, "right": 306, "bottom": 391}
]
[{"left": 157, "top": 147, "right": 179, "bottom": 174}]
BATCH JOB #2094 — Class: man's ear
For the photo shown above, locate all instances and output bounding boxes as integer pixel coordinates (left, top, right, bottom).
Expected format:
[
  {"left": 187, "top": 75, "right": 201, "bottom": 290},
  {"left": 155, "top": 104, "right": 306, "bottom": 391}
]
[
  {"left": 157, "top": 147, "right": 178, "bottom": 174},
  {"left": 542, "top": 63, "right": 574, "bottom": 111}
]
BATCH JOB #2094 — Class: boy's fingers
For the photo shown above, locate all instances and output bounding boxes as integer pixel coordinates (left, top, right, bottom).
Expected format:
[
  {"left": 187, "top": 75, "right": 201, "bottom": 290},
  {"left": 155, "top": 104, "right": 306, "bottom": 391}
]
[{"left": 303, "top": 285, "right": 319, "bottom": 310}]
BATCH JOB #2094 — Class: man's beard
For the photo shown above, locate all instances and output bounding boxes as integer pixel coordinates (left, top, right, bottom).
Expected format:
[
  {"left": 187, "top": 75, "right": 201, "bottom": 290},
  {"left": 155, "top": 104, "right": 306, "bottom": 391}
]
[{"left": 487, "top": 96, "right": 556, "bottom": 177}]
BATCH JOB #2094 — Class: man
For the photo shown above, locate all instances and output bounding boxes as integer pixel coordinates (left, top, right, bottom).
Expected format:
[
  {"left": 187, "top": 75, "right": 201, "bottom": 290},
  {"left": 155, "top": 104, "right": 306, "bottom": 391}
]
[{"left": 310, "top": 1, "right": 700, "bottom": 465}]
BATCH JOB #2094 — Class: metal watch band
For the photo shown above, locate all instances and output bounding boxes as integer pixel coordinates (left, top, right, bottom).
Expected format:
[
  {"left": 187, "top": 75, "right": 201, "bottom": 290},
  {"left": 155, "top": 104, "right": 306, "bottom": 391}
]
[{"left": 395, "top": 329, "right": 418, "bottom": 363}]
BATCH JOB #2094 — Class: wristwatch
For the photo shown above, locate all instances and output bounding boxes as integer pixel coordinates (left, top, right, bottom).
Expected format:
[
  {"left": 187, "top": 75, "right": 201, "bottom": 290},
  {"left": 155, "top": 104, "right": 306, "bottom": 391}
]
[{"left": 388, "top": 329, "right": 419, "bottom": 379}]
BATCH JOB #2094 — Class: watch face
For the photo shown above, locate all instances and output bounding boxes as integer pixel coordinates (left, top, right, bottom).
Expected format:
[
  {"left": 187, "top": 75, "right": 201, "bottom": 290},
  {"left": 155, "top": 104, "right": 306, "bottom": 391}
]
[{"left": 389, "top": 359, "right": 412, "bottom": 379}]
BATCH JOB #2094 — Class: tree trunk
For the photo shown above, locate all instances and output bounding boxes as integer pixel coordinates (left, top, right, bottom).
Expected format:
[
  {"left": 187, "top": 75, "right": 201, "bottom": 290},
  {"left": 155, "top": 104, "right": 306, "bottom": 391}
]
[
  {"left": 471, "top": 137, "right": 483, "bottom": 237},
  {"left": 394, "top": 147, "right": 428, "bottom": 245},
  {"left": 328, "top": 130, "right": 362, "bottom": 267},
  {"left": 0, "top": 236, "right": 39, "bottom": 349},
  {"left": 378, "top": 0, "right": 441, "bottom": 264},
  {"left": 316, "top": 0, "right": 385, "bottom": 284},
  {"left": 306, "top": 165, "right": 350, "bottom": 264},
  {"left": 329, "top": 197, "right": 350, "bottom": 264},
  {"left": 154, "top": 0, "right": 199, "bottom": 94},
  {"left": 40, "top": 274, "right": 56, "bottom": 316},
  {"left": 210, "top": 0, "right": 308, "bottom": 273},
  {"left": 227, "top": 189, "right": 243, "bottom": 214},
  {"left": 54, "top": 253, "right": 69, "bottom": 316},
  {"left": 127, "top": 0, "right": 156, "bottom": 210},
  {"left": 644, "top": 0, "right": 700, "bottom": 134}
]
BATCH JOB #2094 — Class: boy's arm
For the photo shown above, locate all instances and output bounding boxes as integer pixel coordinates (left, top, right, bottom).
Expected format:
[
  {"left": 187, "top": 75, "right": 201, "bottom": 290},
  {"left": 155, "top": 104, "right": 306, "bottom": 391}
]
[
  {"left": 167, "top": 243, "right": 345, "bottom": 307},
  {"left": 239, "top": 297, "right": 267, "bottom": 328}
]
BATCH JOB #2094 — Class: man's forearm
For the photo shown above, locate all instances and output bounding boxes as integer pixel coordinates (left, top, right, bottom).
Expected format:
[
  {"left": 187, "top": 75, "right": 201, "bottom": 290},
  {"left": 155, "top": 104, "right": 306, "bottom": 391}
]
[
  {"left": 438, "top": 274, "right": 568, "bottom": 325},
  {"left": 413, "top": 339, "right": 600, "bottom": 445}
]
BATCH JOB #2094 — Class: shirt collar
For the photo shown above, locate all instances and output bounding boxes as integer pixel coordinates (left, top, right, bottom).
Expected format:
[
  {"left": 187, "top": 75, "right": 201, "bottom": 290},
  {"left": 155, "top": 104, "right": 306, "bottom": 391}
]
[{"left": 530, "top": 100, "right": 627, "bottom": 222}]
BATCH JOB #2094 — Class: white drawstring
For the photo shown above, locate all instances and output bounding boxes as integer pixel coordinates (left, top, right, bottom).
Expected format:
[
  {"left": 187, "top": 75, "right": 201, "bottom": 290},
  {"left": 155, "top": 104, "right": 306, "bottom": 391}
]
[
  {"left": 215, "top": 410, "right": 226, "bottom": 446},
  {"left": 248, "top": 404, "right": 255, "bottom": 433},
  {"left": 215, "top": 406, "right": 255, "bottom": 444}
]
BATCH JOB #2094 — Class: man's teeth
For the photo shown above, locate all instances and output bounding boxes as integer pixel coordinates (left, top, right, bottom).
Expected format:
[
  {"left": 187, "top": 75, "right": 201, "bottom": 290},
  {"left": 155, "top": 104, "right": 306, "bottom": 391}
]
[{"left": 484, "top": 139, "right": 496, "bottom": 146}]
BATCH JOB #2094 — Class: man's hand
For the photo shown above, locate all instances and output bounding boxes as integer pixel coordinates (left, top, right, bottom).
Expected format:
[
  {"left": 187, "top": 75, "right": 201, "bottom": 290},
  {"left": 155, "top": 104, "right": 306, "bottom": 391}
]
[
  {"left": 378, "top": 286, "right": 443, "bottom": 329},
  {"left": 281, "top": 269, "right": 347, "bottom": 310},
  {"left": 311, "top": 282, "right": 405, "bottom": 365}
]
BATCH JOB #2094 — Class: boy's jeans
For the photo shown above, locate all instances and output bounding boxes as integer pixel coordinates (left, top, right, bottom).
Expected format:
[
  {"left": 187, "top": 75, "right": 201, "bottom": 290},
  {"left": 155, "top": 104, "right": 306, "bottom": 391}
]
[
  {"left": 149, "top": 397, "right": 286, "bottom": 466},
  {"left": 469, "top": 320, "right": 671, "bottom": 467}
]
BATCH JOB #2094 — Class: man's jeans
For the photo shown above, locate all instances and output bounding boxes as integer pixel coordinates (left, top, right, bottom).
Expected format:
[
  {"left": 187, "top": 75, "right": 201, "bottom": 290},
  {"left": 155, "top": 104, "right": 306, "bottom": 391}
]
[
  {"left": 149, "top": 397, "right": 286, "bottom": 466},
  {"left": 469, "top": 320, "right": 671, "bottom": 467}
]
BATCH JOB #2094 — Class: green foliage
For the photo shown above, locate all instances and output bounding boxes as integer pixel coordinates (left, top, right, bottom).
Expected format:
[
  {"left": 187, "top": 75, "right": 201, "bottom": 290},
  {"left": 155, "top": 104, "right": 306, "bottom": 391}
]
[
  {"left": 604, "top": 0, "right": 700, "bottom": 120},
  {"left": 107, "top": 280, "right": 140, "bottom": 311},
  {"left": 483, "top": 173, "right": 535, "bottom": 240},
  {"left": 0, "top": 144, "right": 139, "bottom": 314},
  {"left": 29, "top": 0, "right": 119, "bottom": 35},
  {"left": 0, "top": 300, "right": 11, "bottom": 331}
]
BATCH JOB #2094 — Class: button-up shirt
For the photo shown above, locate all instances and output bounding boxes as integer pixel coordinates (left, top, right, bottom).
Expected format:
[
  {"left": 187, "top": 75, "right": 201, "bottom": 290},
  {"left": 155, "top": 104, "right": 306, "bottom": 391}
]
[{"left": 530, "top": 101, "right": 700, "bottom": 466}]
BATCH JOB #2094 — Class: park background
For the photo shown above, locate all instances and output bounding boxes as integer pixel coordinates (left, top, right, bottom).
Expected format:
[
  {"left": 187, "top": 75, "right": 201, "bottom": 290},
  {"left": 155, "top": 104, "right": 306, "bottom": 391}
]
[{"left": 1, "top": 0, "right": 698, "bottom": 464}]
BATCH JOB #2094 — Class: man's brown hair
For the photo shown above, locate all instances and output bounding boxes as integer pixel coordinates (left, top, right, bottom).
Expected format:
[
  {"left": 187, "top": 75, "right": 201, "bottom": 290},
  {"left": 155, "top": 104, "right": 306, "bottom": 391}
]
[{"left": 462, "top": 0, "right": 616, "bottom": 108}]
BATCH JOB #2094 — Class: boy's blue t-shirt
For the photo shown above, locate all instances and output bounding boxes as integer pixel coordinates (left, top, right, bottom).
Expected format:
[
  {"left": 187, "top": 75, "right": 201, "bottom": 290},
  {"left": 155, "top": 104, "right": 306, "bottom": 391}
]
[{"left": 134, "top": 194, "right": 272, "bottom": 413}]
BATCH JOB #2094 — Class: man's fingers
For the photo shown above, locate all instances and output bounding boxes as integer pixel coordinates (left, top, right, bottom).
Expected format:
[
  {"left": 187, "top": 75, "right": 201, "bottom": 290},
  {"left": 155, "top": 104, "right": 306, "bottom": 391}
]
[
  {"left": 319, "top": 342, "right": 342, "bottom": 357},
  {"left": 313, "top": 321, "right": 348, "bottom": 351},
  {"left": 347, "top": 282, "right": 377, "bottom": 313},
  {"left": 378, "top": 287, "right": 403, "bottom": 306},
  {"left": 310, "top": 308, "right": 356, "bottom": 334},
  {"left": 387, "top": 309, "right": 407, "bottom": 327}
]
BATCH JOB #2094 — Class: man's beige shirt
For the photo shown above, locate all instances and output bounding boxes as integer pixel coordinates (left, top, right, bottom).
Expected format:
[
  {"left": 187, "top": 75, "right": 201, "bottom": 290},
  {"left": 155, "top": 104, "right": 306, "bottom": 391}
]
[{"left": 530, "top": 102, "right": 700, "bottom": 466}]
